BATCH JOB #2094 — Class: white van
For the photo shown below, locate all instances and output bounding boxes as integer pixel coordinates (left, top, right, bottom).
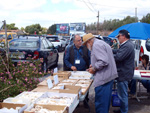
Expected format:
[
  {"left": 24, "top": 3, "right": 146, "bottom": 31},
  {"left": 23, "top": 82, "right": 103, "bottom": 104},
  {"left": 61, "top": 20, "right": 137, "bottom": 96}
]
[{"left": 131, "top": 39, "right": 150, "bottom": 67}]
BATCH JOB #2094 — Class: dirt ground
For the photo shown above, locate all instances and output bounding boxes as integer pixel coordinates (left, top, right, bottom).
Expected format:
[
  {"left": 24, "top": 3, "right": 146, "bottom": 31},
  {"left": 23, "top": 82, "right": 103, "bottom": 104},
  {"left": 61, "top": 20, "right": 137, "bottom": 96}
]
[{"left": 74, "top": 83, "right": 150, "bottom": 113}]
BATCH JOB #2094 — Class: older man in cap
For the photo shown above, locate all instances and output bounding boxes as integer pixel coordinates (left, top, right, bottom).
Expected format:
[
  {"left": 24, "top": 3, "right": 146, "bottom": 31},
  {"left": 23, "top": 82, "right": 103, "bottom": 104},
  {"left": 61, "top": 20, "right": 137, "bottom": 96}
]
[
  {"left": 82, "top": 33, "right": 118, "bottom": 113},
  {"left": 113, "top": 30, "right": 135, "bottom": 113}
]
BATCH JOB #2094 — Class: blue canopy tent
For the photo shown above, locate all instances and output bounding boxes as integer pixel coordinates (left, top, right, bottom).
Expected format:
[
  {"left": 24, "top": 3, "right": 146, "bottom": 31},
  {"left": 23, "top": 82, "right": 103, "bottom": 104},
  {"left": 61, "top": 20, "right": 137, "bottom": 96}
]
[{"left": 108, "top": 22, "right": 150, "bottom": 40}]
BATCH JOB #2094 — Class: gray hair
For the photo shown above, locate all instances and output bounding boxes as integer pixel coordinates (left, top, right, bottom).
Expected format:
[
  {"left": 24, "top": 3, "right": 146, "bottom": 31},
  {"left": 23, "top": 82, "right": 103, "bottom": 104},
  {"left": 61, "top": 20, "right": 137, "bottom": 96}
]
[{"left": 73, "top": 34, "right": 81, "bottom": 41}]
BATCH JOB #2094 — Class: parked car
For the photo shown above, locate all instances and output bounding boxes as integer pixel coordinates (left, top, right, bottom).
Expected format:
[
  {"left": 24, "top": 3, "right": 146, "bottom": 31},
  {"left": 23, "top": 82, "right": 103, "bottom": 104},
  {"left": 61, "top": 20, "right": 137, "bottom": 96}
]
[
  {"left": 94, "top": 35, "right": 103, "bottom": 40},
  {"left": 9, "top": 36, "right": 59, "bottom": 71},
  {"left": 60, "top": 38, "right": 68, "bottom": 49},
  {"left": 46, "top": 35, "right": 66, "bottom": 52},
  {"left": 0, "top": 32, "right": 17, "bottom": 46},
  {"left": 103, "top": 36, "right": 113, "bottom": 46},
  {"left": 130, "top": 38, "right": 150, "bottom": 67},
  {"left": 63, "top": 36, "right": 70, "bottom": 45}
]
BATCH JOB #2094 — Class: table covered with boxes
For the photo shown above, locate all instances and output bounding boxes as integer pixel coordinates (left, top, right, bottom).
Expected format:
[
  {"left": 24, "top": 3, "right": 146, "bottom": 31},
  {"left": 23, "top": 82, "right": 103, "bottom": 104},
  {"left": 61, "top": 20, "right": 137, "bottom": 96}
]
[{"left": 0, "top": 71, "right": 93, "bottom": 113}]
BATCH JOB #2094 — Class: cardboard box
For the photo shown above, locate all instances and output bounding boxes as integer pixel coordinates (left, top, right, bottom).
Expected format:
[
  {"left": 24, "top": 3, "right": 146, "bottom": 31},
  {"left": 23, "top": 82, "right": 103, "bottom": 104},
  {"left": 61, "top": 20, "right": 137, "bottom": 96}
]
[
  {"left": 36, "top": 92, "right": 79, "bottom": 113},
  {"left": 0, "top": 103, "right": 27, "bottom": 113},
  {"left": 0, "top": 103, "right": 25, "bottom": 109},
  {"left": 57, "top": 82, "right": 74, "bottom": 86},
  {"left": 61, "top": 79, "right": 78, "bottom": 85},
  {"left": 69, "top": 71, "right": 93, "bottom": 79},
  {"left": 53, "top": 71, "right": 71, "bottom": 79},
  {"left": 45, "top": 76, "right": 64, "bottom": 82},
  {"left": 54, "top": 85, "right": 82, "bottom": 97},
  {"left": 32, "top": 86, "right": 59, "bottom": 93},
  {"left": 37, "top": 77, "right": 64, "bottom": 86},
  {"left": 74, "top": 79, "right": 93, "bottom": 95},
  {"left": 24, "top": 104, "right": 67, "bottom": 113},
  {"left": 13, "top": 92, "right": 44, "bottom": 105}
]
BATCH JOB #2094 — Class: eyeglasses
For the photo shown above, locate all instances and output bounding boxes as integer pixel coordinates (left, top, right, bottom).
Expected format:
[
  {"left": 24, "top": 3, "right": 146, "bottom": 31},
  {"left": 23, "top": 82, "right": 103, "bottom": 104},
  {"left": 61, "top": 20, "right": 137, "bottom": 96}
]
[{"left": 117, "top": 35, "right": 123, "bottom": 38}]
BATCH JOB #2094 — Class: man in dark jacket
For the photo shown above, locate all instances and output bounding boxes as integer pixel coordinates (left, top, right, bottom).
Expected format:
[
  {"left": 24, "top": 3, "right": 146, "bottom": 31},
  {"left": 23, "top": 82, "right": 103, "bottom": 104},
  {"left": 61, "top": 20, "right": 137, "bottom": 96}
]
[
  {"left": 64, "top": 34, "right": 91, "bottom": 108},
  {"left": 113, "top": 30, "right": 135, "bottom": 113},
  {"left": 64, "top": 34, "right": 90, "bottom": 71}
]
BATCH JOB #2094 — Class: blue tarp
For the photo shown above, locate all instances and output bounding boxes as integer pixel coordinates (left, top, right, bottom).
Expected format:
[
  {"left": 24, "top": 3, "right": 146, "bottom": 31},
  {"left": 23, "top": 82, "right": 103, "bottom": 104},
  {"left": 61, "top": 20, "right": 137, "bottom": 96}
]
[{"left": 108, "top": 22, "right": 150, "bottom": 40}]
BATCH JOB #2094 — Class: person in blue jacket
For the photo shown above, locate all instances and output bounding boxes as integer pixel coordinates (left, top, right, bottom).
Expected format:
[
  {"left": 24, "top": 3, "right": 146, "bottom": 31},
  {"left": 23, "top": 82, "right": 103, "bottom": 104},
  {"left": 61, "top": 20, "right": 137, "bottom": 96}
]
[{"left": 64, "top": 34, "right": 91, "bottom": 108}]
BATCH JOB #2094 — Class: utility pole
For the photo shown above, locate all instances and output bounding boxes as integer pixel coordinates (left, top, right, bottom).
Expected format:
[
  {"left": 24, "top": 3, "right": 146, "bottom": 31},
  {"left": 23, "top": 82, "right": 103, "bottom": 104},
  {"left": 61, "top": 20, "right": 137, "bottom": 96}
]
[
  {"left": 3, "top": 20, "right": 9, "bottom": 70},
  {"left": 135, "top": 7, "right": 137, "bottom": 22},
  {"left": 96, "top": 11, "right": 99, "bottom": 35}
]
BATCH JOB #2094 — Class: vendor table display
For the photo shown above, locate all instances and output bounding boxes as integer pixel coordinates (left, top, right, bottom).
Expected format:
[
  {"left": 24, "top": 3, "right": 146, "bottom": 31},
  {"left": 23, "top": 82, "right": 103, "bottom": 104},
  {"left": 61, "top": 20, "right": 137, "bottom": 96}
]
[{"left": 0, "top": 71, "right": 93, "bottom": 113}]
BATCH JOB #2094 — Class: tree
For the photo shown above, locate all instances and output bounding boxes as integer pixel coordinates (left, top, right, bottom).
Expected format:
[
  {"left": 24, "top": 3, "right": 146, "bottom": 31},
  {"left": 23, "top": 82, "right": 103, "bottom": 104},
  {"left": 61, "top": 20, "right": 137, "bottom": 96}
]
[
  {"left": 21, "top": 27, "right": 25, "bottom": 31},
  {"left": 25, "top": 24, "right": 42, "bottom": 34},
  {"left": 6, "top": 23, "right": 18, "bottom": 30},
  {"left": 141, "top": 13, "right": 150, "bottom": 23},
  {"left": 41, "top": 27, "right": 47, "bottom": 34},
  {"left": 47, "top": 24, "right": 56, "bottom": 34}
]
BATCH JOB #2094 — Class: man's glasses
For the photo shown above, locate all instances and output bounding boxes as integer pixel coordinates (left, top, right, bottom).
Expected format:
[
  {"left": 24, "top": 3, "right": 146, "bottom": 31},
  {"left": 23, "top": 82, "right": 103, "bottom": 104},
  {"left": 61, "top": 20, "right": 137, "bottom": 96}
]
[{"left": 117, "top": 35, "right": 123, "bottom": 38}]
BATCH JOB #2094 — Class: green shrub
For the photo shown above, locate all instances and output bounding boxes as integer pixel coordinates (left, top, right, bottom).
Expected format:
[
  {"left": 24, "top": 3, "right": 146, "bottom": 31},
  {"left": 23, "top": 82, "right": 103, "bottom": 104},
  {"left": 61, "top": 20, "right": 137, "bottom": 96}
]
[{"left": 0, "top": 49, "right": 51, "bottom": 102}]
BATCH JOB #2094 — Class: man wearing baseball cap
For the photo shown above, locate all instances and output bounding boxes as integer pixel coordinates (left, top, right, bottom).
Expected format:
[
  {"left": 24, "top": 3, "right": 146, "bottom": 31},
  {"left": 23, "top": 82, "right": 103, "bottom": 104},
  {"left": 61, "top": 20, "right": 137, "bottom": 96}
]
[
  {"left": 113, "top": 30, "right": 135, "bottom": 113},
  {"left": 82, "top": 33, "right": 118, "bottom": 113}
]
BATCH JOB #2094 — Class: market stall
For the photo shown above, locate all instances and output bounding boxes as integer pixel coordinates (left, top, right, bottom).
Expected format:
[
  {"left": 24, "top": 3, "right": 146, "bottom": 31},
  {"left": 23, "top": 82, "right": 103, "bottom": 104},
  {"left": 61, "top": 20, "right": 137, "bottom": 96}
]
[{"left": 0, "top": 71, "right": 93, "bottom": 113}]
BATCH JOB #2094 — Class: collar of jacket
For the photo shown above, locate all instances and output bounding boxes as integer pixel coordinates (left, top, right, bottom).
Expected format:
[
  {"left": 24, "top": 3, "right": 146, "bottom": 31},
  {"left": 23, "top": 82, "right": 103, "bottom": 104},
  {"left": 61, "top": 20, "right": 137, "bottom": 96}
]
[
  {"left": 119, "top": 40, "right": 129, "bottom": 47},
  {"left": 73, "top": 44, "right": 83, "bottom": 50}
]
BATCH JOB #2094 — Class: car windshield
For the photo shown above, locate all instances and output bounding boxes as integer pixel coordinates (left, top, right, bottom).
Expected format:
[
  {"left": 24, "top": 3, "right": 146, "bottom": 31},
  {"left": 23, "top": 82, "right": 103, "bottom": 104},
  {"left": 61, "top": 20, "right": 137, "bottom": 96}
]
[
  {"left": 9, "top": 40, "right": 38, "bottom": 48},
  {"left": 47, "top": 37, "right": 58, "bottom": 42},
  {"left": 0, "top": 34, "right": 5, "bottom": 39}
]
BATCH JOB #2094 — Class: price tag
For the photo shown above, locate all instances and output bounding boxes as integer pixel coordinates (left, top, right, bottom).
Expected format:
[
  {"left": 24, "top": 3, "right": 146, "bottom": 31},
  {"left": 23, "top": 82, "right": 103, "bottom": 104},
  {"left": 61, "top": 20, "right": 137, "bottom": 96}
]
[
  {"left": 54, "top": 67, "right": 58, "bottom": 73},
  {"left": 53, "top": 75, "right": 59, "bottom": 85},
  {"left": 47, "top": 79, "right": 53, "bottom": 89}
]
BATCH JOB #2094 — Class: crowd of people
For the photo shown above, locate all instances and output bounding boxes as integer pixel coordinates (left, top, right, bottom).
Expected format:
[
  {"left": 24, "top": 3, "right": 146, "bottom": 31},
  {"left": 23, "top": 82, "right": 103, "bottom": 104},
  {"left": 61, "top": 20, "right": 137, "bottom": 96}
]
[{"left": 64, "top": 30, "right": 150, "bottom": 113}]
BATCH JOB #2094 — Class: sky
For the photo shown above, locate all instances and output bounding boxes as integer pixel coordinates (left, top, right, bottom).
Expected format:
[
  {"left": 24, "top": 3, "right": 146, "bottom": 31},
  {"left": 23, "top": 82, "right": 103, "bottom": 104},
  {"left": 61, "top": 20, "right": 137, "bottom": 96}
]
[{"left": 0, "top": 0, "right": 150, "bottom": 29}]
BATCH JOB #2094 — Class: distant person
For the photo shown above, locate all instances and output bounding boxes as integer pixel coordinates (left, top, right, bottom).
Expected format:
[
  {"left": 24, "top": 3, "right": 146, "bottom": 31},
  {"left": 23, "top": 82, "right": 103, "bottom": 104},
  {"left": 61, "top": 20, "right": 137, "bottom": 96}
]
[
  {"left": 64, "top": 34, "right": 91, "bottom": 108},
  {"left": 129, "top": 54, "right": 150, "bottom": 98},
  {"left": 111, "top": 39, "right": 119, "bottom": 49},
  {"left": 82, "top": 33, "right": 118, "bottom": 113},
  {"left": 113, "top": 30, "right": 135, "bottom": 113}
]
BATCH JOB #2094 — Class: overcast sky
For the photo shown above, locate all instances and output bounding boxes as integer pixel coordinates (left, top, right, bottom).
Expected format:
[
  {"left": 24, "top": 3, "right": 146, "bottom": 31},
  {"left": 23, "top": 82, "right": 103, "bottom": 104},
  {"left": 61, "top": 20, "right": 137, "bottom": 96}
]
[{"left": 0, "top": 0, "right": 149, "bottom": 29}]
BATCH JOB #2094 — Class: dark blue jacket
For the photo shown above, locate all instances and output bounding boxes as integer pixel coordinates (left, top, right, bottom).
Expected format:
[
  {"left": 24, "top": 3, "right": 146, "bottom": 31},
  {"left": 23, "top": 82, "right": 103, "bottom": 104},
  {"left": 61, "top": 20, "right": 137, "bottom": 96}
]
[
  {"left": 113, "top": 40, "right": 135, "bottom": 82},
  {"left": 65, "top": 44, "right": 90, "bottom": 71}
]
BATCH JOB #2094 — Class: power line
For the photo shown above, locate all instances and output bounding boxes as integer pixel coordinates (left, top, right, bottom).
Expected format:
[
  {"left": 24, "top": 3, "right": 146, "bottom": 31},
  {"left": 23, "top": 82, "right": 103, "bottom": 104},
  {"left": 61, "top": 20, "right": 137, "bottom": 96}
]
[
  {"left": 76, "top": 0, "right": 149, "bottom": 9},
  {"left": 81, "top": 0, "right": 97, "bottom": 15},
  {"left": 87, "top": 0, "right": 97, "bottom": 12}
]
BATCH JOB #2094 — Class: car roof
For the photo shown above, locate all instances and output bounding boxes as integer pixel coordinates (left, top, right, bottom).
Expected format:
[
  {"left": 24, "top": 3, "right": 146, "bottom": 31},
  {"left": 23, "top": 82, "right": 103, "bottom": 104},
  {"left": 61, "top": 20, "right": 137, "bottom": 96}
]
[
  {"left": 94, "top": 35, "right": 103, "bottom": 40},
  {"left": 9, "top": 36, "right": 45, "bottom": 42},
  {"left": 0, "top": 32, "right": 17, "bottom": 34},
  {"left": 46, "top": 35, "right": 58, "bottom": 37}
]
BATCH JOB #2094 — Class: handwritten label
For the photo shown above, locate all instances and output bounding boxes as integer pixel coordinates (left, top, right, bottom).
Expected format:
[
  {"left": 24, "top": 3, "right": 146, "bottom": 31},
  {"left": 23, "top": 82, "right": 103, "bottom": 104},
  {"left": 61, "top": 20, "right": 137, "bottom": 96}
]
[
  {"left": 53, "top": 75, "right": 59, "bottom": 85},
  {"left": 54, "top": 67, "right": 58, "bottom": 73},
  {"left": 47, "top": 79, "right": 53, "bottom": 89}
]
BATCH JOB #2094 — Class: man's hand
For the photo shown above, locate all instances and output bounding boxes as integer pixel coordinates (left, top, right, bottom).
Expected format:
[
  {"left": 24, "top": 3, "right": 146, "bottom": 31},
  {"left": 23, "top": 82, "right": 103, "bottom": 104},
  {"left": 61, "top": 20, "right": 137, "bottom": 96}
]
[
  {"left": 71, "top": 66, "right": 77, "bottom": 71},
  {"left": 87, "top": 67, "right": 96, "bottom": 74},
  {"left": 89, "top": 64, "right": 92, "bottom": 68}
]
